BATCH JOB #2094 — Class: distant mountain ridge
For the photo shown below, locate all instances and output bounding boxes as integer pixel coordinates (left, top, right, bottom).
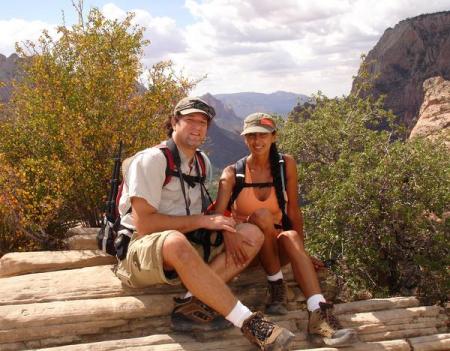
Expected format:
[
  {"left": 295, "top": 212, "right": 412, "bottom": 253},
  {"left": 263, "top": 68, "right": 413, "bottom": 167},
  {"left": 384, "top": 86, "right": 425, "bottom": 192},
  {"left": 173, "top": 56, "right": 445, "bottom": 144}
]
[
  {"left": 201, "top": 93, "right": 242, "bottom": 134},
  {"left": 0, "top": 53, "right": 305, "bottom": 169},
  {"left": 0, "top": 53, "right": 20, "bottom": 105},
  {"left": 214, "top": 91, "right": 309, "bottom": 118}
]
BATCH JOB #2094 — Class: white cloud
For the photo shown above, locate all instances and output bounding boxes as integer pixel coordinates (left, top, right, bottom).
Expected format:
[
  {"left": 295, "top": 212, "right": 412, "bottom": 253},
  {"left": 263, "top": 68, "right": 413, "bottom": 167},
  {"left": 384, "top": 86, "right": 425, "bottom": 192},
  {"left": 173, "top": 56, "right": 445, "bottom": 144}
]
[
  {"left": 101, "top": 3, "right": 187, "bottom": 68},
  {"left": 176, "top": 0, "right": 450, "bottom": 96},
  {"left": 1, "top": 1, "right": 449, "bottom": 96},
  {"left": 0, "top": 19, "right": 57, "bottom": 56}
]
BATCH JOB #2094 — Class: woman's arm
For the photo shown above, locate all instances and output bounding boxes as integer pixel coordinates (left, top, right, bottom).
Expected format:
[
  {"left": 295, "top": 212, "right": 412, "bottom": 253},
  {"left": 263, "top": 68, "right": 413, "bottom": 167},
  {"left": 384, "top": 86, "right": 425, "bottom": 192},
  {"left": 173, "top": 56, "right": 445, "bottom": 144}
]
[
  {"left": 215, "top": 165, "right": 253, "bottom": 266},
  {"left": 284, "top": 154, "right": 304, "bottom": 244},
  {"left": 214, "top": 165, "right": 236, "bottom": 214}
]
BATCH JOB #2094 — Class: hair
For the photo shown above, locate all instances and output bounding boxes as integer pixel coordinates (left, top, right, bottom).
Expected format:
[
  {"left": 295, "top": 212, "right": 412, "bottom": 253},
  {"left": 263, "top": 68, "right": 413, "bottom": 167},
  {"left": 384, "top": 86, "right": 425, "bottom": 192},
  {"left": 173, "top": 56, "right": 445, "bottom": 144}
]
[
  {"left": 269, "top": 141, "right": 292, "bottom": 230},
  {"left": 269, "top": 142, "right": 283, "bottom": 197},
  {"left": 165, "top": 113, "right": 182, "bottom": 138}
]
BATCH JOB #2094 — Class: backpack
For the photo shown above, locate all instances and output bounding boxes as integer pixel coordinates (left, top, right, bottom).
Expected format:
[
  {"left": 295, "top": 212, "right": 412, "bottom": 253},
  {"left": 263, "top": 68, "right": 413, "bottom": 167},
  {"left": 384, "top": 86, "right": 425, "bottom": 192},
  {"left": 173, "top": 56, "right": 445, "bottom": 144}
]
[
  {"left": 228, "top": 153, "right": 292, "bottom": 230},
  {"left": 97, "top": 139, "right": 209, "bottom": 260}
]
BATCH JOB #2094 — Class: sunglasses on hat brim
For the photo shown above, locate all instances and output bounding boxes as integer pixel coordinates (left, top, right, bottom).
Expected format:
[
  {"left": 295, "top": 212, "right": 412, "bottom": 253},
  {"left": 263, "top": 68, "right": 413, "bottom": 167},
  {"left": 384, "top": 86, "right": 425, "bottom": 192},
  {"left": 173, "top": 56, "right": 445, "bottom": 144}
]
[{"left": 177, "top": 100, "right": 215, "bottom": 119}]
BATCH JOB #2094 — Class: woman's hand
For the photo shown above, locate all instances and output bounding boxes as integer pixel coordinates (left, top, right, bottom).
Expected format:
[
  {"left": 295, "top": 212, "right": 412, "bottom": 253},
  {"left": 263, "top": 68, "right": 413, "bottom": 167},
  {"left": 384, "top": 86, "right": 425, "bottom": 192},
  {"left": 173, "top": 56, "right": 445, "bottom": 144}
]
[{"left": 309, "top": 255, "right": 325, "bottom": 270}]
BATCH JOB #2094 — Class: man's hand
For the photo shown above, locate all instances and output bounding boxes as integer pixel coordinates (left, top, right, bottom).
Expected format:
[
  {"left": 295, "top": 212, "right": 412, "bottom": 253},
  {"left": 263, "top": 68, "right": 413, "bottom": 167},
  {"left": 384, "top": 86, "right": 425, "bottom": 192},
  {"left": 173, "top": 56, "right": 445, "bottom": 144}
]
[
  {"left": 201, "top": 214, "right": 237, "bottom": 233},
  {"left": 223, "top": 230, "right": 256, "bottom": 267}
]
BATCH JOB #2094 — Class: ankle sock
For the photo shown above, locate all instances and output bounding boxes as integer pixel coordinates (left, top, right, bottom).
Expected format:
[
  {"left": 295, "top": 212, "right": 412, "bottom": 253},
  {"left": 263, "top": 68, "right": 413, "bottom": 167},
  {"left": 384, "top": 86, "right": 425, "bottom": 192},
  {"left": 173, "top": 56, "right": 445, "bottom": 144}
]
[
  {"left": 307, "top": 294, "right": 326, "bottom": 312},
  {"left": 267, "top": 270, "right": 283, "bottom": 282},
  {"left": 225, "top": 301, "right": 253, "bottom": 328}
]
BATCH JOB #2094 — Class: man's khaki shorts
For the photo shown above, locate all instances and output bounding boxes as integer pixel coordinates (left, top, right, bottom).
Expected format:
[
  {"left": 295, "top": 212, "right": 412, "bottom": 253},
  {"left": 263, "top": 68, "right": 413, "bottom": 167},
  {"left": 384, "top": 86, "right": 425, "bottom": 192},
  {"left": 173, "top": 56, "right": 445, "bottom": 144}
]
[{"left": 115, "top": 230, "right": 224, "bottom": 288}]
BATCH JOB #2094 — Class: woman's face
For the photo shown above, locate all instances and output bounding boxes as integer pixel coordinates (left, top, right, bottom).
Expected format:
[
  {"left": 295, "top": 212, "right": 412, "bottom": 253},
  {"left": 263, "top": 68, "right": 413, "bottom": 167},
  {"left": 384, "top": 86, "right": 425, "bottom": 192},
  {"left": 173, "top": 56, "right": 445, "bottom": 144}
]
[{"left": 244, "top": 132, "right": 276, "bottom": 156}]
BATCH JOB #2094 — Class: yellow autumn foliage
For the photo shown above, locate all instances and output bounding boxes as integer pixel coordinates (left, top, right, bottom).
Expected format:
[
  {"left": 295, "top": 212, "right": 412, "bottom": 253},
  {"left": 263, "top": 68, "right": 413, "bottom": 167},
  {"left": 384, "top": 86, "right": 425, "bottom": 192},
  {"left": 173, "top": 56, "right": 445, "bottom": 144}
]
[{"left": 0, "top": 8, "right": 196, "bottom": 254}]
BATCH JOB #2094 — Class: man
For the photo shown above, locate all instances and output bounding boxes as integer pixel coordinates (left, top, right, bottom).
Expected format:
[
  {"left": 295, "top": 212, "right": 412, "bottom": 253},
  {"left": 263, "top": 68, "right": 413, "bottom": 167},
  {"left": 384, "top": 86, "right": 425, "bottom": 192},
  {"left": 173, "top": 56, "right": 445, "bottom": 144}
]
[{"left": 115, "top": 97, "right": 295, "bottom": 351}]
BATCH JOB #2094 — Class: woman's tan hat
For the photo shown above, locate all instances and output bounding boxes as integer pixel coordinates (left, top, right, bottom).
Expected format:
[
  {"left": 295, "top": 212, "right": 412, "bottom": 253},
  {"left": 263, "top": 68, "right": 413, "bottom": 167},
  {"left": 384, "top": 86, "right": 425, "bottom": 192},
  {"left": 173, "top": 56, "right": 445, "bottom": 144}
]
[{"left": 241, "top": 113, "right": 277, "bottom": 135}]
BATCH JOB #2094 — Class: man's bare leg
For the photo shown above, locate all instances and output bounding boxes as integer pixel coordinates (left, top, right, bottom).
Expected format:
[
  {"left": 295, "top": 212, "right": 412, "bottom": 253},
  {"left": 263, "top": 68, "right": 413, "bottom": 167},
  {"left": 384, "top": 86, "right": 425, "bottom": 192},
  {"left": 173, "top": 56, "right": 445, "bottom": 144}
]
[{"left": 162, "top": 223, "right": 263, "bottom": 316}]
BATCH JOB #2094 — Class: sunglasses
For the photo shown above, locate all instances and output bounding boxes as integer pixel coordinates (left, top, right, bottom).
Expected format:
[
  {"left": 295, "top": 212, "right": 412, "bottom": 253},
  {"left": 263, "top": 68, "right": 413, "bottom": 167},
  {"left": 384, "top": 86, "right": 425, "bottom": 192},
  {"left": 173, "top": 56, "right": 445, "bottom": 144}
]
[{"left": 177, "top": 100, "right": 216, "bottom": 119}]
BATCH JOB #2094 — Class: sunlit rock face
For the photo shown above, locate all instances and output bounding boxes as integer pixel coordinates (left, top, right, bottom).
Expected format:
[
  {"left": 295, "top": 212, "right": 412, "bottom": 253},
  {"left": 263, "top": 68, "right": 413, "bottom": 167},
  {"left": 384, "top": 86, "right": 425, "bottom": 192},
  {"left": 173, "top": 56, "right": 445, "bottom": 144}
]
[{"left": 352, "top": 11, "right": 450, "bottom": 132}]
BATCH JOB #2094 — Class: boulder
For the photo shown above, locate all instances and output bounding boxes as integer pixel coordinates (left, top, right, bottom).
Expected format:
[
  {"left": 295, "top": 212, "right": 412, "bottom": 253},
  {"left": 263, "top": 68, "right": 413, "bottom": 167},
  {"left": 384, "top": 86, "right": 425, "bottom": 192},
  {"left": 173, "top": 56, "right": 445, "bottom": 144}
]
[{"left": 409, "top": 76, "right": 450, "bottom": 147}]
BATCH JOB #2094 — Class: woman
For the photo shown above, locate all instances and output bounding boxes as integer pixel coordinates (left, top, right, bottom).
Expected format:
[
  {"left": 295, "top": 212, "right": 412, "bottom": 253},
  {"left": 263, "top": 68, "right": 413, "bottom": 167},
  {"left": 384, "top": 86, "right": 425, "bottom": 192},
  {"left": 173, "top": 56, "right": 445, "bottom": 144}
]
[{"left": 214, "top": 112, "right": 356, "bottom": 347}]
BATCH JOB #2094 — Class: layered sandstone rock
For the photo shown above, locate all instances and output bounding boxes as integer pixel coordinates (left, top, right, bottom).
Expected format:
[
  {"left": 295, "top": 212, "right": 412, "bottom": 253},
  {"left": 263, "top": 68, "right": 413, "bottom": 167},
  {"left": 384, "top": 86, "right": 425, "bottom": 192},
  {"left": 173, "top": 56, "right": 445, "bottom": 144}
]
[
  {"left": 352, "top": 11, "right": 450, "bottom": 132},
  {"left": 0, "top": 227, "right": 448, "bottom": 351},
  {"left": 409, "top": 76, "right": 450, "bottom": 147}
]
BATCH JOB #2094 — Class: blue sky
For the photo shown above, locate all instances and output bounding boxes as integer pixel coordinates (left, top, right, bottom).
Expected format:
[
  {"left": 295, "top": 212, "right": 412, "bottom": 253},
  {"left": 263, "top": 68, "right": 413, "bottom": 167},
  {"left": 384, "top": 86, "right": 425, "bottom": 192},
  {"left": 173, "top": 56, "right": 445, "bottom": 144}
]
[
  {"left": 1, "top": 1, "right": 194, "bottom": 26},
  {"left": 1, "top": 1, "right": 449, "bottom": 97}
]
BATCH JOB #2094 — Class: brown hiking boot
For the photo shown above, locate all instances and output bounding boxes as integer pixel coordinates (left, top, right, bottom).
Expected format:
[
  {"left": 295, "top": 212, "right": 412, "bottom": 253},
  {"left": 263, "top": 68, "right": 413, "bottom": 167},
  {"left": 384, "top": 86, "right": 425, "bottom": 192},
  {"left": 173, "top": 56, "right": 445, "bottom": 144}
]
[
  {"left": 266, "top": 279, "right": 288, "bottom": 315},
  {"left": 241, "top": 311, "right": 295, "bottom": 351},
  {"left": 308, "top": 302, "right": 358, "bottom": 347},
  {"left": 170, "top": 296, "right": 232, "bottom": 332}
]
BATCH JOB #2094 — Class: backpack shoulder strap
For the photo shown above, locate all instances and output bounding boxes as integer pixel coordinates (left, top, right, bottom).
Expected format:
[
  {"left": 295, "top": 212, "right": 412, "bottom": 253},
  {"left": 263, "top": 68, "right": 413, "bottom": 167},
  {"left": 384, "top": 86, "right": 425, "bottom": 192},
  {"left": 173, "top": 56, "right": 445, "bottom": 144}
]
[
  {"left": 156, "top": 141, "right": 179, "bottom": 186},
  {"left": 278, "top": 153, "right": 288, "bottom": 201},
  {"left": 275, "top": 153, "right": 292, "bottom": 230},
  {"left": 228, "top": 156, "right": 247, "bottom": 209},
  {"left": 195, "top": 150, "right": 207, "bottom": 178}
]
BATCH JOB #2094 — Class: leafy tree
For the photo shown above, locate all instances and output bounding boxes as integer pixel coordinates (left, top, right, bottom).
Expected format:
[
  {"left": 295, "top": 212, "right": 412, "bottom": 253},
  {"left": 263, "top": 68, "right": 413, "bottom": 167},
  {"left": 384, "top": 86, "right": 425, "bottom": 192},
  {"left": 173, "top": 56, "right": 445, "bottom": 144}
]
[
  {"left": 0, "top": 6, "right": 195, "bottom": 254},
  {"left": 279, "top": 90, "right": 449, "bottom": 304}
]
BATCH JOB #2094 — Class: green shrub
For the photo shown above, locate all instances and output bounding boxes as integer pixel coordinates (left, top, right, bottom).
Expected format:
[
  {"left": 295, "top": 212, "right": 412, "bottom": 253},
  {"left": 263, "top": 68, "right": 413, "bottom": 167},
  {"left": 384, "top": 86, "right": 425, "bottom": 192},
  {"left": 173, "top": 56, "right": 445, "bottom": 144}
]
[{"left": 280, "top": 93, "right": 449, "bottom": 304}]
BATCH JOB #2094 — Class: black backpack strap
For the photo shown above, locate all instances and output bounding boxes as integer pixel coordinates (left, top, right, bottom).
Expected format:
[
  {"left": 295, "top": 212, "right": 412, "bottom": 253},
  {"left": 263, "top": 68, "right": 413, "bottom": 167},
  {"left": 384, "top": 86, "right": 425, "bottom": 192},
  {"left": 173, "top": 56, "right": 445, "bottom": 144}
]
[
  {"left": 242, "top": 182, "right": 273, "bottom": 188},
  {"left": 165, "top": 140, "right": 219, "bottom": 261},
  {"left": 193, "top": 151, "right": 213, "bottom": 213},
  {"left": 228, "top": 156, "right": 247, "bottom": 210},
  {"left": 195, "top": 150, "right": 207, "bottom": 177},
  {"left": 160, "top": 144, "right": 207, "bottom": 187},
  {"left": 275, "top": 153, "right": 292, "bottom": 230}
]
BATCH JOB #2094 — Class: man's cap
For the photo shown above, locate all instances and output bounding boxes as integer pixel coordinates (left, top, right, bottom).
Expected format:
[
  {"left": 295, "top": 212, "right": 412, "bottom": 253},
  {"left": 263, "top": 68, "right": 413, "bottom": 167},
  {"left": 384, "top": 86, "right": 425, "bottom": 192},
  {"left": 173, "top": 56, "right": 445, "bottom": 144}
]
[
  {"left": 241, "top": 112, "right": 277, "bottom": 135},
  {"left": 174, "top": 97, "right": 216, "bottom": 120}
]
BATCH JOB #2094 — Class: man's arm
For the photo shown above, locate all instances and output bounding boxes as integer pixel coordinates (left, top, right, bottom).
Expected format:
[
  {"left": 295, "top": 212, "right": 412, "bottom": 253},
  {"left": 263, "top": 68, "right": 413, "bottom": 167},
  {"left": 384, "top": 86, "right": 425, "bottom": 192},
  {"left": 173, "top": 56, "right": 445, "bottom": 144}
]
[{"left": 131, "top": 196, "right": 236, "bottom": 238}]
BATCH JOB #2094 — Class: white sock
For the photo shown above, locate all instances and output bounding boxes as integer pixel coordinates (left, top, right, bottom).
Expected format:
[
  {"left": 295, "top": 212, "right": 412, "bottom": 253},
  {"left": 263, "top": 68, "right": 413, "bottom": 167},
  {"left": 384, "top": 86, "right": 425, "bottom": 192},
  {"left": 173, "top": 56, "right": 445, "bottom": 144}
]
[
  {"left": 183, "top": 291, "right": 193, "bottom": 299},
  {"left": 225, "top": 301, "right": 253, "bottom": 328},
  {"left": 267, "top": 270, "right": 284, "bottom": 282},
  {"left": 307, "top": 294, "right": 326, "bottom": 312}
]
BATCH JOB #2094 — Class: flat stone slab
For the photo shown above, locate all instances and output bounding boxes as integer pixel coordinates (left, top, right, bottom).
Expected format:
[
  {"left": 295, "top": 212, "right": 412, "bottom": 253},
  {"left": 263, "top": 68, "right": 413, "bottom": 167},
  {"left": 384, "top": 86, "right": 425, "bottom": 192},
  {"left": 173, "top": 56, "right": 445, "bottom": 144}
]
[
  {"left": 33, "top": 335, "right": 416, "bottom": 351},
  {"left": 0, "top": 264, "right": 310, "bottom": 306},
  {"left": 0, "top": 250, "right": 116, "bottom": 277},
  {"left": 408, "top": 333, "right": 450, "bottom": 351},
  {"left": 0, "top": 265, "right": 168, "bottom": 306},
  {"left": 0, "top": 296, "right": 431, "bottom": 347}
]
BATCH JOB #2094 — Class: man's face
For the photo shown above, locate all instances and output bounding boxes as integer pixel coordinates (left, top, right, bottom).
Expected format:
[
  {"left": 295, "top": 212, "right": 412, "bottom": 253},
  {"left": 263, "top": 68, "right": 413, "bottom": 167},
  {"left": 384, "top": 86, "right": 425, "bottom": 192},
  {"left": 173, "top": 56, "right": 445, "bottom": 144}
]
[{"left": 173, "top": 112, "right": 209, "bottom": 149}]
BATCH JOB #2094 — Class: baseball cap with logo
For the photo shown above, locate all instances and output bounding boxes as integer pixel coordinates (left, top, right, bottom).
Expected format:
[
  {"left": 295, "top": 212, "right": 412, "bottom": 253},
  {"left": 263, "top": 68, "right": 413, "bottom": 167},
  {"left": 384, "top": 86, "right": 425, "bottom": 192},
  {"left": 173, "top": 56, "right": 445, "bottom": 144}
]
[
  {"left": 174, "top": 97, "right": 216, "bottom": 120},
  {"left": 241, "top": 113, "right": 277, "bottom": 135}
]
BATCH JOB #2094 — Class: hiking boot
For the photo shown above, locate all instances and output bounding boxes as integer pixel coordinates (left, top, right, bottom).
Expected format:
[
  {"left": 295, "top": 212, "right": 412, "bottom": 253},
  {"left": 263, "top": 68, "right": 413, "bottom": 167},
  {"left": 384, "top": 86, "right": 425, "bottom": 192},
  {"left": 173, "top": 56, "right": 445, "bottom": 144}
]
[
  {"left": 265, "top": 279, "right": 288, "bottom": 315},
  {"left": 170, "top": 296, "right": 232, "bottom": 332},
  {"left": 308, "top": 302, "right": 358, "bottom": 347},
  {"left": 241, "top": 311, "right": 295, "bottom": 351}
]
